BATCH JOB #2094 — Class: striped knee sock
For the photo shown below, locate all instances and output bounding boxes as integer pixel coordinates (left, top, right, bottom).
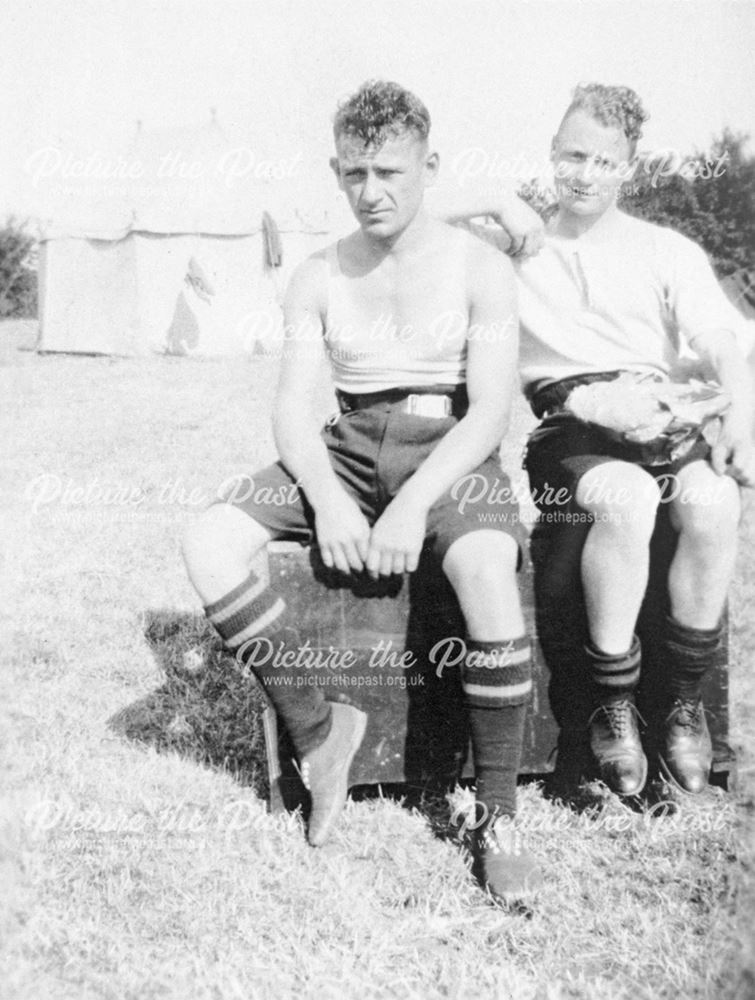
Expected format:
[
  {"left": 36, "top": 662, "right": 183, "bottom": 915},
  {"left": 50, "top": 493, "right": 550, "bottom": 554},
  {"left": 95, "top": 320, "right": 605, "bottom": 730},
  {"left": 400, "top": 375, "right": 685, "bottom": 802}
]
[
  {"left": 463, "top": 637, "right": 533, "bottom": 822},
  {"left": 204, "top": 570, "right": 331, "bottom": 756},
  {"left": 664, "top": 615, "right": 723, "bottom": 702},
  {"left": 585, "top": 636, "right": 641, "bottom": 702}
]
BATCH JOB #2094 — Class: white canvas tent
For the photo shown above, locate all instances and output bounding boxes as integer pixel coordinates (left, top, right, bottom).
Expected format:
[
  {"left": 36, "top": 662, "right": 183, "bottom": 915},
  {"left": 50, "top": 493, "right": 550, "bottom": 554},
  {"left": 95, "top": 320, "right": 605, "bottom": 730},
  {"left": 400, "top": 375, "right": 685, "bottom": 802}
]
[{"left": 36, "top": 117, "right": 341, "bottom": 356}]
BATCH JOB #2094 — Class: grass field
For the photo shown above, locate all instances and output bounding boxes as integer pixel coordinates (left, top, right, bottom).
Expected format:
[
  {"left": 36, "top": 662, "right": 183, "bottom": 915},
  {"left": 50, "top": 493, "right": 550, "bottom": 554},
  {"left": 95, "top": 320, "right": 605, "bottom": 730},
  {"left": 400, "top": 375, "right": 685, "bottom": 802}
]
[{"left": 1, "top": 318, "right": 754, "bottom": 1000}]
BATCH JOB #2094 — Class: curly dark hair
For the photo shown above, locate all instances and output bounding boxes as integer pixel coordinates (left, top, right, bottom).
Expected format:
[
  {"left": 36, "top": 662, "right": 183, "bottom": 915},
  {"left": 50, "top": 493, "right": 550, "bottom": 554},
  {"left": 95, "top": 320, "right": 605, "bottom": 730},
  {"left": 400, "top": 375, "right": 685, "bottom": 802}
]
[
  {"left": 333, "top": 80, "right": 431, "bottom": 146},
  {"left": 565, "top": 83, "right": 649, "bottom": 153}
]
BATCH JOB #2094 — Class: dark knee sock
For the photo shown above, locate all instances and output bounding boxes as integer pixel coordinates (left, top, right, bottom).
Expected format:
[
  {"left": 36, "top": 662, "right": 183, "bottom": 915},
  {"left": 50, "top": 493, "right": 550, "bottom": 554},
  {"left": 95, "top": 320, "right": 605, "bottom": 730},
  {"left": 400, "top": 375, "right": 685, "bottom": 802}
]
[
  {"left": 204, "top": 569, "right": 331, "bottom": 756},
  {"left": 463, "top": 637, "right": 532, "bottom": 823},
  {"left": 585, "top": 636, "right": 641, "bottom": 703},
  {"left": 664, "top": 615, "right": 723, "bottom": 703}
]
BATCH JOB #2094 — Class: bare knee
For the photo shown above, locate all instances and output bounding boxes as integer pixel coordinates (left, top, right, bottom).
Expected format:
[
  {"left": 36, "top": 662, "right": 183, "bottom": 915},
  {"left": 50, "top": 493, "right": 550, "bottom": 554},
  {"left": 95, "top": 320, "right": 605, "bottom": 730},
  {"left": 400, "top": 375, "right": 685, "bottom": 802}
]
[
  {"left": 671, "top": 475, "right": 741, "bottom": 546},
  {"left": 182, "top": 503, "right": 269, "bottom": 574},
  {"left": 577, "top": 462, "right": 661, "bottom": 536},
  {"left": 442, "top": 531, "right": 519, "bottom": 588},
  {"left": 443, "top": 531, "right": 519, "bottom": 576},
  {"left": 443, "top": 532, "right": 524, "bottom": 638}
]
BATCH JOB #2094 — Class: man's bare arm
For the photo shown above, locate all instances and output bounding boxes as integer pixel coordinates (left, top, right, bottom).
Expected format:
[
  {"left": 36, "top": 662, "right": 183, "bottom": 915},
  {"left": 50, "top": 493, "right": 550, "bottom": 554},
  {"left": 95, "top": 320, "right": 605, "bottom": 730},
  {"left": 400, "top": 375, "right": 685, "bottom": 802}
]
[
  {"left": 428, "top": 186, "right": 545, "bottom": 257},
  {"left": 688, "top": 329, "right": 755, "bottom": 486},
  {"left": 365, "top": 242, "right": 519, "bottom": 577},
  {"left": 273, "top": 257, "right": 372, "bottom": 573}
]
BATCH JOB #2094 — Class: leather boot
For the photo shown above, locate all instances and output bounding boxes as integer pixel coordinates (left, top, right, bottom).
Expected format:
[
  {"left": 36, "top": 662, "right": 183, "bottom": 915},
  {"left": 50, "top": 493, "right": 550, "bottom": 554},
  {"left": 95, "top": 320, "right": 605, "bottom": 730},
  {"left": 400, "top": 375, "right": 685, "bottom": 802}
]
[
  {"left": 588, "top": 695, "right": 647, "bottom": 796},
  {"left": 661, "top": 698, "right": 712, "bottom": 794}
]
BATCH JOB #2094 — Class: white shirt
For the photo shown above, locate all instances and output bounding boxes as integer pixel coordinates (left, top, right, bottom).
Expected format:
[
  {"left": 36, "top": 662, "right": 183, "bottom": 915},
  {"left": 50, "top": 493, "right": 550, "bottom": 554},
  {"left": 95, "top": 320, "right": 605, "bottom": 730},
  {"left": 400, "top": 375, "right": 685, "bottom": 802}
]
[{"left": 473, "top": 211, "right": 753, "bottom": 390}]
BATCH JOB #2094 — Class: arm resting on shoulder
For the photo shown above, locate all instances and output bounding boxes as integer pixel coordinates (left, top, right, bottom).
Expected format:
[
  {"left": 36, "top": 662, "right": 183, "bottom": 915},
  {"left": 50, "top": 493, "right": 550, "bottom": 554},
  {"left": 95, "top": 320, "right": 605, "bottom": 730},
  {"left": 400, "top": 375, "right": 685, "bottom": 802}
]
[{"left": 428, "top": 186, "right": 545, "bottom": 257}]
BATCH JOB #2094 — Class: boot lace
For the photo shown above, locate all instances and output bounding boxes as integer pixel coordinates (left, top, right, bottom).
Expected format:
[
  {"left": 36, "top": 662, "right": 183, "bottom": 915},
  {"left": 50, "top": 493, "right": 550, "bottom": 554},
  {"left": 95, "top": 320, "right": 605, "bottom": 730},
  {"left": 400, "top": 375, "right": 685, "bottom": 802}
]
[
  {"left": 668, "top": 698, "right": 703, "bottom": 733},
  {"left": 603, "top": 700, "right": 631, "bottom": 737},
  {"left": 589, "top": 699, "right": 644, "bottom": 738}
]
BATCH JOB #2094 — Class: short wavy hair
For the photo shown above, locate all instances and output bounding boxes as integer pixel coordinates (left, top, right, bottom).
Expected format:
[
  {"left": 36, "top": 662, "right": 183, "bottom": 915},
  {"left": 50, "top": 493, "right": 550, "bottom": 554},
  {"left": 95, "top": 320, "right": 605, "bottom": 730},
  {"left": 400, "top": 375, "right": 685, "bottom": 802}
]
[
  {"left": 564, "top": 83, "right": 649, "bottom": 154},
  {"left": 333, "top": 80, "right": 431, "bottom": 146}
]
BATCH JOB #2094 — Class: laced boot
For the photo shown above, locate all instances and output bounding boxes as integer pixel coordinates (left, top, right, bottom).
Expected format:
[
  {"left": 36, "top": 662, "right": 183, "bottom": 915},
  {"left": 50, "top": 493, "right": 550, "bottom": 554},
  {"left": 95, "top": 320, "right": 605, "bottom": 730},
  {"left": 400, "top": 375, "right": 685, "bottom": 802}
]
[
  {"left": 661, "top": 698, "right": 712, "bottom": 794},
  {"left": 588, "top": 695, "right": 647, "bottom": 796},
  {"left": 473, "top": 816, "right": 543, "bottom": 907}
]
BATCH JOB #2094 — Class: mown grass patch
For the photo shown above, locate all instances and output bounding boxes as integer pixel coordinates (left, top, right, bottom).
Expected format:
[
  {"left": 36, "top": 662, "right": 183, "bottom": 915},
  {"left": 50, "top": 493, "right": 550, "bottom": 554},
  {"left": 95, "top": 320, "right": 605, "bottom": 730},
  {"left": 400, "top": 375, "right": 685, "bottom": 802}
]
[{"left": 1, "top": 320, "right": 753, "bottom": 999}]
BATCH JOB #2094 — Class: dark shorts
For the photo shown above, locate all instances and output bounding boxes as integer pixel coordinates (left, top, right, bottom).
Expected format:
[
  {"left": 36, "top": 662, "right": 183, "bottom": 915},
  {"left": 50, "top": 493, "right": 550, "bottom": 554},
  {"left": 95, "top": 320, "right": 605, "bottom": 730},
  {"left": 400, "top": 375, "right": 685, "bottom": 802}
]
[
  {"left": 524, "top": 413, "right": 712, "bottom": 516},
  {"left": 218, "top": 398, "right": 526, "bottom": 566}
]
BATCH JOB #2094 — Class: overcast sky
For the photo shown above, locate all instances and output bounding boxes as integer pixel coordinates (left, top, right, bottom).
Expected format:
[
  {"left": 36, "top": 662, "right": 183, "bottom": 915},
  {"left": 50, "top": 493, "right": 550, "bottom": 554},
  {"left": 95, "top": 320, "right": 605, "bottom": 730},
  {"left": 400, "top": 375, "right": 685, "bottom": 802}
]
[{"left": 2, "top": 0, "right": 753, "bottom": 222}]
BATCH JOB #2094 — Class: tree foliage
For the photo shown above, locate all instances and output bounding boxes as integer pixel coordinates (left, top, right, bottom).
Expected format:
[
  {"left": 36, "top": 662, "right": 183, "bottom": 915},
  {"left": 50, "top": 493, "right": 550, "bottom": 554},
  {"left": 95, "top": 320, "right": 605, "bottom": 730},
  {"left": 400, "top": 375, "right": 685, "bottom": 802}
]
[
  {"left": 621, "top": 129, "right": 754, "bottom": 278},
  {"left": 0, "top": 218, "right": 37, "bottom": 318}
]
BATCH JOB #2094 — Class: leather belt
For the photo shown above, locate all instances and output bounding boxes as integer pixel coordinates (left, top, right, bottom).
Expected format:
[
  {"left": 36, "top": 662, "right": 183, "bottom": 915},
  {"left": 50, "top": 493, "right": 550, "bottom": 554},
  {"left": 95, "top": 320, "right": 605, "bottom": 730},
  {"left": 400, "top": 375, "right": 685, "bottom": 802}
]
[{"left": 336, "top": 385, "right": 469, "bottom": 419}]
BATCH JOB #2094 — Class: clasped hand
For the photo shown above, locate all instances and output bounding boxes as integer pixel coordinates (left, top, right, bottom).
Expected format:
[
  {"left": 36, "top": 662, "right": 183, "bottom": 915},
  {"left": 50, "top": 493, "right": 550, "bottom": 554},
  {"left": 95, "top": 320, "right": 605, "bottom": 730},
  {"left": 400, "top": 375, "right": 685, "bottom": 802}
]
[
  {"left": 491, "top": 196, "right": 546, "bottom": 258},
  {"left": 315, "top": 492, "right": 426, "bottom": 578}
]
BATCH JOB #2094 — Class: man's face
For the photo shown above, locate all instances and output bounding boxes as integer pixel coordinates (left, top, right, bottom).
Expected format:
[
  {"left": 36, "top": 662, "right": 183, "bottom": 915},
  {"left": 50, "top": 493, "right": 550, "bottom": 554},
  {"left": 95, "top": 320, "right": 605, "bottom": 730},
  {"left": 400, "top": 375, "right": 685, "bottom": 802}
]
[
  {"left": 551, "top": 110, "right": 635, "bottom": 219},
  {"left": 331, "top": 130, "right": 438, "bottom": 240}
]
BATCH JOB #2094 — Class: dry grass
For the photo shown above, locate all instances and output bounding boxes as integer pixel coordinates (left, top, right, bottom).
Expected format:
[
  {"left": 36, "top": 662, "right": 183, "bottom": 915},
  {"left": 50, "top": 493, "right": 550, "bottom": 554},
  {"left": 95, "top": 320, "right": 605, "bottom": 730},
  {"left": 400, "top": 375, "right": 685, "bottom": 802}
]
[{"left": 1, "top": 318, "right": 754, "bottom": 1000}]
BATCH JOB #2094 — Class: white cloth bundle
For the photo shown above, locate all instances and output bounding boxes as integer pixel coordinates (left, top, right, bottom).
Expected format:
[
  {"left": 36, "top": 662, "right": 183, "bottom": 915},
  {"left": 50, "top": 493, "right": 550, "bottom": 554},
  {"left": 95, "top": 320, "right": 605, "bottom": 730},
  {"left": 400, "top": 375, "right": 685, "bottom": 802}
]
[{"left": 564, "top": 373, "right": 730, "bottom": 459}]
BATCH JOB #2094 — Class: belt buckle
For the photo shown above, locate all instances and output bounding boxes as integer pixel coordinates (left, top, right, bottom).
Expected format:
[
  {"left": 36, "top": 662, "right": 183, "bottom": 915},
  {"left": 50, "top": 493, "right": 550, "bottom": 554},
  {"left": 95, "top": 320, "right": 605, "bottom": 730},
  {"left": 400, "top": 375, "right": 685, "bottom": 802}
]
[{"left": 405, "top": 394, "right": 452, "bottom": 418}]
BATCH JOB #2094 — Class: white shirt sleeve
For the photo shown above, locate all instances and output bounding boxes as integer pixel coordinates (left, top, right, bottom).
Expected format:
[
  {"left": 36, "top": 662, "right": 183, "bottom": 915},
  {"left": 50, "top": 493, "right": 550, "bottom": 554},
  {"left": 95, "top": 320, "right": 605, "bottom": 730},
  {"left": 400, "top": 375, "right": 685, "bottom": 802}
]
[{"left": 663, "top": 230, "right": 754, "bottom": 357}]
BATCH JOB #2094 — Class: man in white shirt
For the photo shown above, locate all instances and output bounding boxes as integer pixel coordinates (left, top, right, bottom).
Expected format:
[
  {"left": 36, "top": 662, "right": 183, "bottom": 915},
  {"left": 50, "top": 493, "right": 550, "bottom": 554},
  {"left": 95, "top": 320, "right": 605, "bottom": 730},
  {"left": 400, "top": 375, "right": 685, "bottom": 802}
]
[{"left": 447, "top": 83, "right": 754, "bottom": 796}]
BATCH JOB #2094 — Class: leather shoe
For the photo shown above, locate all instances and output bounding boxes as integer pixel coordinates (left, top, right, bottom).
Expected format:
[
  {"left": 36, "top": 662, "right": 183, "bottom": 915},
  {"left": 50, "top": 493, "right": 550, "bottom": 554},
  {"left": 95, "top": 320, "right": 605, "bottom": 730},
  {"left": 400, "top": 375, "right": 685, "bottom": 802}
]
[
  {"left": 474, "top": 816, "right": 543, "bottom": 907},
  {"left": 661, "top": 698, "right": 712, "bottom": 794},
  {"left": 300, "top": 702, "right": 367, "bottom": 847},
  {"left": 588, "top": 696, "right": 647, "bottom": 796}
]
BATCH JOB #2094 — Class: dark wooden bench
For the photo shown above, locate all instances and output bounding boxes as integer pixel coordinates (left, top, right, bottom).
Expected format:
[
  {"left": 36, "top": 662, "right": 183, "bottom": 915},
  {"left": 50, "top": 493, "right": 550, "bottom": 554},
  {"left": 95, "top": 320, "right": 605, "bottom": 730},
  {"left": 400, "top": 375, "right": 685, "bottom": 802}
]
[{"left": 258, "top": 514, "right": 735, "bottom": 811}]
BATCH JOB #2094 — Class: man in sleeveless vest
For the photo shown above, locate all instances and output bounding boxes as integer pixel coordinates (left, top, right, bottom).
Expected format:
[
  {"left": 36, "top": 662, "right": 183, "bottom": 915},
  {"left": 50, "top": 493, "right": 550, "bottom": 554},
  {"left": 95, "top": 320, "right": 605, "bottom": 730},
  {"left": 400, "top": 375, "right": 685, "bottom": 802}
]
[
  {"left": 182, "top": 81, "right": 541, "bottom": 905},
  {"left": 443, "top": 83, "right": 754, "bottom": 798}
]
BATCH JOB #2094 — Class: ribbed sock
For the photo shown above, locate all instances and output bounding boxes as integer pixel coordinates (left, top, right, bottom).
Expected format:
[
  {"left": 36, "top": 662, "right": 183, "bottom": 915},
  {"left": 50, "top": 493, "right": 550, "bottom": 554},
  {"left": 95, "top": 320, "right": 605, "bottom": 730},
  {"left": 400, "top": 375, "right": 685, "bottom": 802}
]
[
  {"left": 462, "top": 637, "right": 532, "bottom": 822},
  {"left": 664, "top": 615, "right": 723, "bottom": 703},
  {"left": 204, "top": 570, "right": 331, "bottom": 756},
  {"left": 585, "top": 635, "right": 641, "bottom": 702}
]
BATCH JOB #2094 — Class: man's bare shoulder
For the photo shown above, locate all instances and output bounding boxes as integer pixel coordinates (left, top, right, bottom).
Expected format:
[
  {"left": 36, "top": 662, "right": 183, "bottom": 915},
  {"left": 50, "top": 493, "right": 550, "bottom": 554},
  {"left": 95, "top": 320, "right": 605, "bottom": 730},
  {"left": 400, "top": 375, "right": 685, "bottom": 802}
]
[
  {"left": 285, "top": 246, "right": 331, "bottom": 311},
  {"left": 425, "top": 217, "right": 515, "bottom": 275},
  {"left": 292, "top": 245, "right": 330, "bottom": 280},
  {"left": 456, "top": 226, "right": 517, "bottom": 297}
]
